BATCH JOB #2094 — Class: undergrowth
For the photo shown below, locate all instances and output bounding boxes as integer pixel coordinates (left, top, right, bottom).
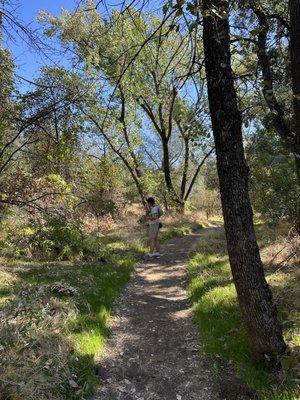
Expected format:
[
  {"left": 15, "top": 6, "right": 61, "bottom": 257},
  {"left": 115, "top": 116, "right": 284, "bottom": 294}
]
[
  {"left": 0, "top": 235, "right": 142, "bottom": 400},
  {"left": 155, "top": 214, "right": 207, "bottom": 243},
  {"left": 0, "top": 215, "right": 196, "bottom": 400},
  {"left": 188, "top": 225, "right": 299, "bottom": 400}
]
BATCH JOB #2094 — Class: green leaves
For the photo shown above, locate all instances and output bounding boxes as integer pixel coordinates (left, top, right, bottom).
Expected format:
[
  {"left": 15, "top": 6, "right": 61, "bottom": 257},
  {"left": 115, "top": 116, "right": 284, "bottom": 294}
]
[
  {"left": 188, "top": 21, "right": 198, "bottom": 33},
  {"left": 250, "top": 27, "right": 263, "bottom": 36},
  {"left": 171, "top": 0, "right": 185, "bottom": 17},
  {"left": 187, "top": 2, "right": 200, "bottom": 16},
  {"left": 163, "top": 3, "right": 169, "bottom": 14}
]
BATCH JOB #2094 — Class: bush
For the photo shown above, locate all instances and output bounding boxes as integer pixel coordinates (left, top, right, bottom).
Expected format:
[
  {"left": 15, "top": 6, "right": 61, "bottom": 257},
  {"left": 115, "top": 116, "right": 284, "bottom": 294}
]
[
  {"left": 0, "top": 215, "right": 97, "bottom": 261},
  {"left": 247, "top": 131, "right": 299, "bottom": 225}
]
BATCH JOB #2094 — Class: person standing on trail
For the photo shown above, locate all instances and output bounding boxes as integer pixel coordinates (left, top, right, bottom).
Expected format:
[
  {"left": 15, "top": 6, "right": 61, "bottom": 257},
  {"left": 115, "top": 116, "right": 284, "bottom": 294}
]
[{"left": 143, "top": 197, "right": 163, "bottom": 259}]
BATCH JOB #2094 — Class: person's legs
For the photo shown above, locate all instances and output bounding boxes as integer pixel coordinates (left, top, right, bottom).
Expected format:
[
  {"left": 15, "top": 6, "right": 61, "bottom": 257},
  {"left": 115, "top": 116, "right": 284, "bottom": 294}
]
[
  {"left": 149, "top": 237, "right": 155, "bottom": 254},
  {"left": 145, "top": 222, "right": 160, "bottom": 258},
  {"left": 154, "top": 235, "right": 160, "bottom": 253},
  {"left": 145, "top": 224, "right": 156, "bottom": 256}
]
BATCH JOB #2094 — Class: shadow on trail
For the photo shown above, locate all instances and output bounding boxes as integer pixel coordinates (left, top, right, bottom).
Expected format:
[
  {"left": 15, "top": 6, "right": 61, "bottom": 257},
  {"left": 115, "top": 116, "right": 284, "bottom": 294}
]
[{"left": 92, "top": 230, "right": 220, "bottom": 400}]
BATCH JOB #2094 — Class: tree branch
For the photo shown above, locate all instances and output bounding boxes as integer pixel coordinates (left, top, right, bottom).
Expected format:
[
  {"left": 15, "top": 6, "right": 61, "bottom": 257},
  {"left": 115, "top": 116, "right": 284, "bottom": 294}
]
[{"left": 184, "top": 147, "right": 215, "bottom": 202}]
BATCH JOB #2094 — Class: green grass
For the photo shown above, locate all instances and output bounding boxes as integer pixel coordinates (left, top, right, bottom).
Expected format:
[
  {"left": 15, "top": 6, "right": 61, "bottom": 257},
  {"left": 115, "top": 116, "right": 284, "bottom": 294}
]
[
  {"left": 187, "top": 228, "right": 299, "bottom": 400},
  {"left": 0, "top": 235, "right": 142, "bottom": 400},
  {"left": 160, "top": 226, "right": 191, "bottom": 241},
  {"left": 0, "top": 222, "right": 194, "bottom": 400},
  {"left": 158, "top": 216, "right": 208, "bottom": 242}
]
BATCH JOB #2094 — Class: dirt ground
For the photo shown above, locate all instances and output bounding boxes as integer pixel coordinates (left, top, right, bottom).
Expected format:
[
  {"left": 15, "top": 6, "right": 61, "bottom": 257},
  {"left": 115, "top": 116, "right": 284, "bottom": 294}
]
[{"left": 92, "top": 230, "right": 257, "bottom": 400}]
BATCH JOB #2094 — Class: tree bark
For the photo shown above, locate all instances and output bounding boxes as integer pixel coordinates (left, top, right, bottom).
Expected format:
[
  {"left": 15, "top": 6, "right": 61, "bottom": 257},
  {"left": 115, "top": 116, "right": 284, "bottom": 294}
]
[
  {"left": 202, "top": 0, "right": 286, "bottom": 368},
  {"left": 161, "top": 136, "right": 182, "bottom": 206},
  {"left": 289, "top": 0, "right": 300, "bottom": 186},
  {"left": 180, "top": 135, "right": 190, "bottom": 203},
  {"left": 119, "top": 86, "right": 143, "bottom": 179}
]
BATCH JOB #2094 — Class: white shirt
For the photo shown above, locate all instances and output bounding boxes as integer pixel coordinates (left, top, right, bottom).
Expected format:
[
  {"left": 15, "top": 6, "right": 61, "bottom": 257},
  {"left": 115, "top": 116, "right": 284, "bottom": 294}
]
[{"left": 149, "top": 206, "right": 162, "bottom": 223}]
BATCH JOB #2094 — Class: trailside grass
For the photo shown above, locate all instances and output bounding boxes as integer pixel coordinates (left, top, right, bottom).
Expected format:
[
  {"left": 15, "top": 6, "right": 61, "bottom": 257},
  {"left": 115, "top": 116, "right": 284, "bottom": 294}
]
[
  {"left": 156, "top": 211, "right": 212, "bottom": 243},
  {"left": 0, "top": 235, "right": 142, "bottom": 400},
  {"left": 0, "top": 218, "right": 195, "bottom": 400},
  {"left": 188, "top": 225, "right": 299, "bottom": 400}
]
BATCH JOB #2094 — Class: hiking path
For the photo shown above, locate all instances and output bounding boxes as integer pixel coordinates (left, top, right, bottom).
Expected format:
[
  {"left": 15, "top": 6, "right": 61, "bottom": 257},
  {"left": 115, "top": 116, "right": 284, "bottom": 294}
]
[{"left": 93, "top": 229, "right": 220, "bottom": 400}]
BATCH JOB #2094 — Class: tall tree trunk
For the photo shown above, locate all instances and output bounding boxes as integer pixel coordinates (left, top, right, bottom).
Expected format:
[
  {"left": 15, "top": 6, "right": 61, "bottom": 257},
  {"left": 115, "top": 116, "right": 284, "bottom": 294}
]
[
  {"left": 161, "top": 136, "right": 182, "bottom": 207},
  {"left": 119, "top": 86, "right": 144, "bottom": 179},
  {"left": 289, "top": 0, "right": 300, "bottom": 187},
  {"left": 180, "top": 136, "right": 189, "bottom": 204},
  {"left": 202, "top": 0, "right": 286, "bottom": 368},
  {"left": 140, "top": 100, "right": 183, "bottom": 209}
]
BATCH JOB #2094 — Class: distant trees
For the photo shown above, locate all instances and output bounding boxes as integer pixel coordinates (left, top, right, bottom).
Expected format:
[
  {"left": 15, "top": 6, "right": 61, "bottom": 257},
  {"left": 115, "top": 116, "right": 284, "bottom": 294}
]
[
  {"left": 0, "top": 34, "right": 15, "bottom": 176},
  {"left": 246, "top": 1, "right": 300, "bottom": 187},
  {"left": 232, "top": 1, "right": 300, "bottom": 228},
  {"left": 247, "top": 129, "right": 299, "bottom": 222},
  {"left": 0, "top": 67, "right": 83, "bottom": 211},
  {"left": 41, "top": 6, "right": 214, "bottom": 210}
]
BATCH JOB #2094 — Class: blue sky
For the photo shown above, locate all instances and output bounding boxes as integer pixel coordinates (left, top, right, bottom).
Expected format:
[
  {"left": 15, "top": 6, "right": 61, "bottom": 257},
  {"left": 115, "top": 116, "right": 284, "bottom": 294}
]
[
  {"left": 4, "top": 1, "right": 157, "bottom": 82},
  {"left": 3, "top": 0, "right": 76, "bottom": 84},
  {"left": 4, "top": 0, "right": 155, "bottom": 88}
]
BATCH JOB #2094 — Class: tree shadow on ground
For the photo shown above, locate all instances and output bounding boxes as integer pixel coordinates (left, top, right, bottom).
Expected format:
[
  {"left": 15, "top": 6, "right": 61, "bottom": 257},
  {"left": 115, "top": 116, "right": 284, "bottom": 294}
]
[{"left": 91, "top": 232, "right": 220, "bottom": 400}]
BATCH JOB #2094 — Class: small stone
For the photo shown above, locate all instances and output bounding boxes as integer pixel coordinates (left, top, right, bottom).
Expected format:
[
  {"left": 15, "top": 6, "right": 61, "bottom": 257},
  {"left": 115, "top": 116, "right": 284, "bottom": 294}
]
[{"left": 69, "top": 379, "right": 78, "bottom": 388}]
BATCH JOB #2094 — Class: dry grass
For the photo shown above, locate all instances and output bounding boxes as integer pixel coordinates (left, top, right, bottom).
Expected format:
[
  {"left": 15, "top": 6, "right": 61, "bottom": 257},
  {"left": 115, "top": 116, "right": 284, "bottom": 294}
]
[
  {"left": 1, "top": 206, "right": 211, "bottom": 400},
  {"left": 0, "top": 238, "right": 140, "bottom": 399},
  {"left": 1, "top": 294, "right": 77, "bottom": 399}
]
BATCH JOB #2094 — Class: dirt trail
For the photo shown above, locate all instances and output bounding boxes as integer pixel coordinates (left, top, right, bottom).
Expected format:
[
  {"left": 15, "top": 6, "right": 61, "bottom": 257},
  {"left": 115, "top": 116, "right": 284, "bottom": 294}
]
[{"left": 92, "top": 229, "right": 220, "bottom": 400}]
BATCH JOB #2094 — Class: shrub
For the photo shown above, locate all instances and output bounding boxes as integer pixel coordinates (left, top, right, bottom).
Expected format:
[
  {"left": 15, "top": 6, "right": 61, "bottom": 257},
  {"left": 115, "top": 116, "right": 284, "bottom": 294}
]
[{"left": 247, "top": 131, "right": 299, "bottom": 225}]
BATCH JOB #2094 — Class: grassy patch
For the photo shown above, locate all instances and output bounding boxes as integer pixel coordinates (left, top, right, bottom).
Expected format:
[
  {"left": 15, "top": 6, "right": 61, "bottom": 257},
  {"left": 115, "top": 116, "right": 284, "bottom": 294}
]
[
  {"left": 0, "top": 235, "right": 142, "bottom": 400},
  {"left": 0, "top": 218, "right": 200, "bottom": 400},
  {"left": 188, "top": 226, "right": 299, "bottom": 400},
  {"left": 157, "top": 213, "right": 214, "bottom": 242},
  {"left": 140, "top": 222, "right": 194, "bottom": 249},
  {"left": 160, "top": 226, "right": 191, "bottom": 242}
]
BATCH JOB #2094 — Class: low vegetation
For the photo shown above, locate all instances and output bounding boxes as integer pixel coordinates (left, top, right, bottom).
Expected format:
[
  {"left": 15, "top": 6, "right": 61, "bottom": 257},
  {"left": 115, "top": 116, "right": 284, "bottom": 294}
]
[
  {"left": 0, "top": 236, "right": 140, "bottom": 399},
  {"left": 188, "top": 223, "right": 300, "bottom": 400},
  {"left": 0, "top": 209, "right": 198, "bottom": 400}
]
